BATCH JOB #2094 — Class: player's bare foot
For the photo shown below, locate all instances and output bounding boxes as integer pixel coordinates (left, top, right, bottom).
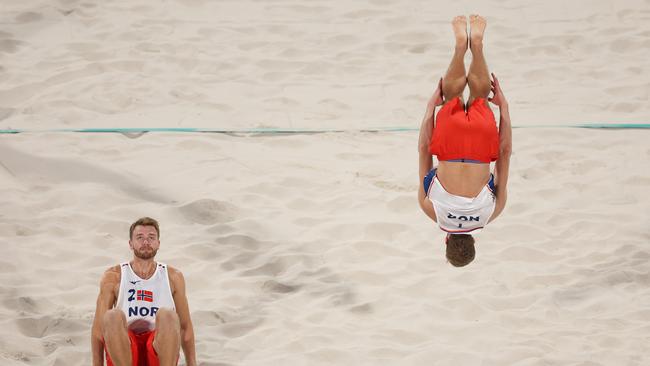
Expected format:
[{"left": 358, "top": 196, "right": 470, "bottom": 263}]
[
  {"left": 452, "top": 15, "right": 468, "bottom": 52},
  {"left": 469, "top": 14, "right": 486, "bottom": 51}
]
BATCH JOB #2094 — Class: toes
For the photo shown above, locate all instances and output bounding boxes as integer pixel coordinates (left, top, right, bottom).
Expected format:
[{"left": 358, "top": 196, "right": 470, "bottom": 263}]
[{"left": 469, "top": 14, "right": 485, "bottom": 23}]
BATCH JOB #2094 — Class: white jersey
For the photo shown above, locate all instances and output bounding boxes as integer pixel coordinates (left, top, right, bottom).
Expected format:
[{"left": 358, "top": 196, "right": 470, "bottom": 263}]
[
  {"left": 115, "top": 262, "right": 175, "bottom": 334},
  {"left": 428, "top": 174, "right": 496, "bottom": 234}
]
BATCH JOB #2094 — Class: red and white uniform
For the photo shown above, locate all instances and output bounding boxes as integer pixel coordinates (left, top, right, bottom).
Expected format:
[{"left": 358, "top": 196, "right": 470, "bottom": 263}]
[
  {"left": 427, "top": 175, "right": 496, "bottom": 234},
  {"left": 115, "top": 262, "right": 175, "bottom": 334}
]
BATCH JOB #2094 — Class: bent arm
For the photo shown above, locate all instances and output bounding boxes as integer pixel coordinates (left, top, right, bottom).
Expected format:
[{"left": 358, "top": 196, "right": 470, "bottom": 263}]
[
  {"left": 91, "top": 268, "right": 119, "bottom": 366},
  {"left": 418, "top": 102, "right": 438, "bottom": 222},
  {"left": 489, "top": 103, "right": 512, "bottom": 223},
  {"left": 171, "top": 269, "right": 197, "bottom": 366}
]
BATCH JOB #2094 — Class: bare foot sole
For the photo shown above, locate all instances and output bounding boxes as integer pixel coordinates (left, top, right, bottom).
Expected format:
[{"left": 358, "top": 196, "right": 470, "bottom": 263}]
[
  {"left": 469, "top": 14, "right": 486, "bottom": 50},
  {"left": 452, "top": 15, "right": 468, "bottom": 52}
]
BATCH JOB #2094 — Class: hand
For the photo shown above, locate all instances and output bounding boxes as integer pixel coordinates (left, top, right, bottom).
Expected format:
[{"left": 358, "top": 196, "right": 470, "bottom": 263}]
[
  {"left": 488, "top": 73, "right": 508, "bottom": 108},
  {"left": 427, "top": 78, "right": 444, "bottom": 108}
]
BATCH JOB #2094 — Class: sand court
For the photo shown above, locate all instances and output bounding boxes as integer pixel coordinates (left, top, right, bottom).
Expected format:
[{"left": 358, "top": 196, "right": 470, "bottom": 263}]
[
  {"left": 2, "top": 129, "right": 649, "bottom": 365},
  {"left": 1, "top": 0, "right": 650, "bottom": 365}
]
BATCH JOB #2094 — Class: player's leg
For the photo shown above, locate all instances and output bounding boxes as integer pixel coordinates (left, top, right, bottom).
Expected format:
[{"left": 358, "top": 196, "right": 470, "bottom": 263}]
[
  {"left": 152, "top": 308, "right": 181, "bottom": 366},
  {"left": 467, "top": 14, "right": 491, "bottom": 105},
  {"left": 103, "top": 309, "right": 133, "bottom": 366},
  {"left": 442, "top": 15, "right": 469, "bottom": 102}
]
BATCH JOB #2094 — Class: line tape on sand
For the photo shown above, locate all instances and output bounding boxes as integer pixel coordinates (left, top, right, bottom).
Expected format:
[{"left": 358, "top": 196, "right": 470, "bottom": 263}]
[{"left": 1, "top": 124, "right": 649, "bottom": 135}]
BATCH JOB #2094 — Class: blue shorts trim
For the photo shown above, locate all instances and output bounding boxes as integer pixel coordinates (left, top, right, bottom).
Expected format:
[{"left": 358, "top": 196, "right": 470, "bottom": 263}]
[
  {"left": 423, "top": 168, "right": 437, "bottom": 196},
  {"left": 487, "top": 174, "right": 495, "bottom": 194}
]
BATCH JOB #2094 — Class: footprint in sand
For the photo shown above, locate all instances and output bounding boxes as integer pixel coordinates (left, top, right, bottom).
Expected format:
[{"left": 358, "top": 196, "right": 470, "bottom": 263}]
[
  {"left": 262, "top": 280, "right": 301, "bottom": 294},
  {"left": 0, "top": 39, "right": 23, "bottom": 54},
  {"left": 15, "top": 12, "right": 43, "bottom": 23},
  {"left": 15, "top": 315, "right": 85, "bottom": 338},
  {"left": 179, "top": 199, "right": 238, "bottom": 225}
]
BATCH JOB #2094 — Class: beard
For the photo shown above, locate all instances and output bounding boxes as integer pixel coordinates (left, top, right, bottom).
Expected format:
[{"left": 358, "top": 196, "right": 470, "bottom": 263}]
[{"left": 134, "top": 246, "right": 158, "bottom": 260}]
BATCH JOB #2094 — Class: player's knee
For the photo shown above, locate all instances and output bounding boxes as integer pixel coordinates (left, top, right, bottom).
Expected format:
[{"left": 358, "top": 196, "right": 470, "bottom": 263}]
[
  {"left": 155, "top": 308, "right": 179, "bottom": 330},
  {"left": 467, "top": 75, "right": 490, "bottom": 97},
  {"left": 102, "top": 309, "right": 126, "bottom": 332},
  {"left": 442, "top": 79, "right": 467, "bottom": 99}
]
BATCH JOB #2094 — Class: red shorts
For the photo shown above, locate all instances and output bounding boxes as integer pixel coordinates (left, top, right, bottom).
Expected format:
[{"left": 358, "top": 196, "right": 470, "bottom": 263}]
[
  {"left": 429, "top": 97, "right": 500, "bottom": 163},
  {"left": 105, "top": 330, "right": 159, "bottom": 366}
]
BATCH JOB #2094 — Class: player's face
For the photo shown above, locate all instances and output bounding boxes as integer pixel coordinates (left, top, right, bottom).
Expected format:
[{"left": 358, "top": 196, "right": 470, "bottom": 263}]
[{"left": 129, "top": 225, "right": 160, "bottom": 259}]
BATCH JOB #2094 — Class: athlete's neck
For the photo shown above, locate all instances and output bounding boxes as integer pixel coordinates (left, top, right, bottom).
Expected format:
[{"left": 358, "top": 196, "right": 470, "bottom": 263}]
[{"left": 130, "top": 258, "right": 157, "bottom": 279}]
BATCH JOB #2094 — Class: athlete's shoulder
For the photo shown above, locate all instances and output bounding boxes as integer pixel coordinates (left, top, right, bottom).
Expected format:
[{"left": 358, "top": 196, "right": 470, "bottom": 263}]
[
  {"left": 99, "top": 265, "right": 121, "bottom": 292},
  {"left": 103, "top": 265, "right": 121, "bottom": 279},
  {"left": 166, "top": 265, "right": 185, "bottom": 281},
  {"left": 108, "top": 264, "right": 123, "bottom": 272},
  {"left": 165, "top": 265, "right": 186, "bottom": 296}
]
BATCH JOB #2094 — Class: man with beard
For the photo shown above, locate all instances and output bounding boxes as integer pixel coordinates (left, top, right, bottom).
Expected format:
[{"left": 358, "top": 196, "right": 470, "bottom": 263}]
[{"left": 91, "top": 217, "right": 197, "bottom": 366}]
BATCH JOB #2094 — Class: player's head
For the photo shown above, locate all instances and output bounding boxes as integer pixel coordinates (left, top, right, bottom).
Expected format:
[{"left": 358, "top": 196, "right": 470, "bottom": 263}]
[
  {"left": 129, "top": 217, "right": 160, "bottom": 260},
  {"left": 445, "top": 233, "right": 475, "bottom": 267}
]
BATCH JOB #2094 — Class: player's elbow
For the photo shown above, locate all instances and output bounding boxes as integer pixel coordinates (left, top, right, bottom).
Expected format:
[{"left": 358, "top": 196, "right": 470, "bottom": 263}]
[
  {"left": 417, "top": 197, "right": 427, "bottom": 212},
  {"left": 497, "top": 189, "right": 508, "bottom": 210},
  {"left": 184, "top": 332, "right": 194, "bottom": 345},
  {"left": 181, "top": 324, "right": 195, "bottom": 344},
  {"left": 499, "top": 143, "right": 512, "bottom": 158},
  {"left": 418, "top": 141, "right": 430, "bottom": 154},
  {"left": 417, "top": 197, "right": 427, "bottom": 215}
]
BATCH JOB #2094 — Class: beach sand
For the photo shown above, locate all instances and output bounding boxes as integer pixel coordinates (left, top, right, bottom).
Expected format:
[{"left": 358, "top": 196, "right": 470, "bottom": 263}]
[{"left": 1, "top": 0, "right": 649, "bottom": 365}]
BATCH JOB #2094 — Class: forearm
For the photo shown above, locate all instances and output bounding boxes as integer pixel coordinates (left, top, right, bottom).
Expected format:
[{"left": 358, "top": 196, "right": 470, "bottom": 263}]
[
  {"left": 181, "top": 327, "right": 197, "bottom": 366},
  {"left": 495, "top": 103, "right": 512, "bottom": 188},
  {"left": 418, "top": 105, "right": 436, "bottom": 152},
  {"left": 498, "top": 103, "right": 512, "bottom": 154},
  {"left": 91, "top": 332, "right": 104, "bottom": 366},
  {"left": 418, "top": 105, "right": 436, "bottom": 181}
]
